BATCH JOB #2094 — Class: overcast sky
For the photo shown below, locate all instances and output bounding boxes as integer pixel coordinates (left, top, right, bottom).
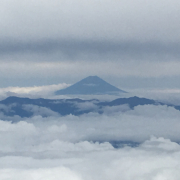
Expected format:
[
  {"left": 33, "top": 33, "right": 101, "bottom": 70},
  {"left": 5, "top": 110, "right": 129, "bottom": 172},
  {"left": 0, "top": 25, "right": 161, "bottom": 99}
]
[
  {"left": 1, "top": 0, "right": 180, "bottom": 89},
  {"left": 2, "top": 2, "right": 180, "bottom": 179}
]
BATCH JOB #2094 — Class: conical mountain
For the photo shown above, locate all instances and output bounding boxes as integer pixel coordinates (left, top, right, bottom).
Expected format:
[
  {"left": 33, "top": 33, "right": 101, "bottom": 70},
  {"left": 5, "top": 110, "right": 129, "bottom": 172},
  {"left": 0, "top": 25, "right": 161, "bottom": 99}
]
[{"left": 55, "top": 76, "right": 127, "bottom": 95}]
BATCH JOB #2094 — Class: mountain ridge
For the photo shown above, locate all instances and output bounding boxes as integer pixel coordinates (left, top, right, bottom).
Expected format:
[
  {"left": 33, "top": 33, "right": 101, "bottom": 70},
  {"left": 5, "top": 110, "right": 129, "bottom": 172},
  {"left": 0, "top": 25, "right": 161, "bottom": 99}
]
[{"left": 1, "top": 96, "right": 178, "bottom": 120}]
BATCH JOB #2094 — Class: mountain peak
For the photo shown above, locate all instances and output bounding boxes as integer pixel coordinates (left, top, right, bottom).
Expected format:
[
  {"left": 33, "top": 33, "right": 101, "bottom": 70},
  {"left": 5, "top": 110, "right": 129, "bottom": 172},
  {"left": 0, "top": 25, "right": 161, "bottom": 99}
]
[{"left": 55, "top": 76, "right": 127, "bottom": 95}]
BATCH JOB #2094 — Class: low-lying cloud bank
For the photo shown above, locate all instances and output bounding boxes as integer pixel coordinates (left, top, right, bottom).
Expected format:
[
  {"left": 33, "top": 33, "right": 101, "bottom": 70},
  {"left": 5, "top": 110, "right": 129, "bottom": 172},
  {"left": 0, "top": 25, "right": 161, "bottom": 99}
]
[
  {"left": 0, "top": 83, "right": 70, "bottom": 100},
  {"left": 1, "top": 104, "right": 180, "bottom": 143},
  {"left": 0, "top": 102, "right": 180, "bottom": 179},
  {"left": 0, "top": 134, "right": 180, "bottom": 180}
]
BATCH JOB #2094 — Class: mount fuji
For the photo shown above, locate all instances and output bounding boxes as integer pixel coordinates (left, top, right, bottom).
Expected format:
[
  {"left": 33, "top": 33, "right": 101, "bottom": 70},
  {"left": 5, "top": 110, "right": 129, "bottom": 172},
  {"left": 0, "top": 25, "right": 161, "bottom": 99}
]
[{"left": 55, "top": 76, "right": 127, "bottom": 95}]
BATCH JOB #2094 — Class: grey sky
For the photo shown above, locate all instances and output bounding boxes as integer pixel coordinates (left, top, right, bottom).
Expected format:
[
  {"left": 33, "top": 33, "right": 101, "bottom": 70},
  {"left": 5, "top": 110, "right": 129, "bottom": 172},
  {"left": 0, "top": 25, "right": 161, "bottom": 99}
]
[
  {"left": 1, "top": 0, "right": 180, "bottom": 42},
  {"left": 0, "top": 0, "right": 180, "bottom": 88}
]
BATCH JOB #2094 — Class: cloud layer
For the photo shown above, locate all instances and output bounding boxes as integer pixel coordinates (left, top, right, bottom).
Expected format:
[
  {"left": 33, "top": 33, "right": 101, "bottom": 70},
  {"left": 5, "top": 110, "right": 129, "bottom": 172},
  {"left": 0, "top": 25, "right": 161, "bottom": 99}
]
[
  {"left": 0, "top": 93, "right": 180, "bottom": 179},
  {"left": 1, "top": 0, "right": 180, "bottom": 42},
  {"left": 0, "top": 115, "right": 180, "bottom": 180},
  {"left": 0, "top": 0, "right": 180, "bottom": 88},
  {"left": 0, "top": 83, "right": 70, "bottom": 100}
]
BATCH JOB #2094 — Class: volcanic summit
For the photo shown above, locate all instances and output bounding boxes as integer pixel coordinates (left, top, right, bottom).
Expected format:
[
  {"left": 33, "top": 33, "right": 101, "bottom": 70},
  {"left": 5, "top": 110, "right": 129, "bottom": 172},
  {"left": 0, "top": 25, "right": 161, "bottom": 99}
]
[{"left": 55, "top": 76, "right": 127, "bottom": 95}]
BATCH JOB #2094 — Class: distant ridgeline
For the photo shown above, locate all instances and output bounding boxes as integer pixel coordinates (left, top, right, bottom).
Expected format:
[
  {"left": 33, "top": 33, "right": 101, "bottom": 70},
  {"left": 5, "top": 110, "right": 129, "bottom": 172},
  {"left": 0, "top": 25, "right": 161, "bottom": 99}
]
[
  {"left": 0, "top": 96, "right": 179, "bottom": 120},
  {"left": 55, "top": 76, "right": 127, "bottom": 95}
]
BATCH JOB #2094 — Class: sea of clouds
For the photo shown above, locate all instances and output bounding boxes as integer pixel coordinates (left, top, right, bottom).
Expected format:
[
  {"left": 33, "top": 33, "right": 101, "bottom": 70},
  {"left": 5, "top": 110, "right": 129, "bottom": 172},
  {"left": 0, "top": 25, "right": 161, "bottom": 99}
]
[{"left": 1, "top": 89, "right": 180, "bottom": 179}]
